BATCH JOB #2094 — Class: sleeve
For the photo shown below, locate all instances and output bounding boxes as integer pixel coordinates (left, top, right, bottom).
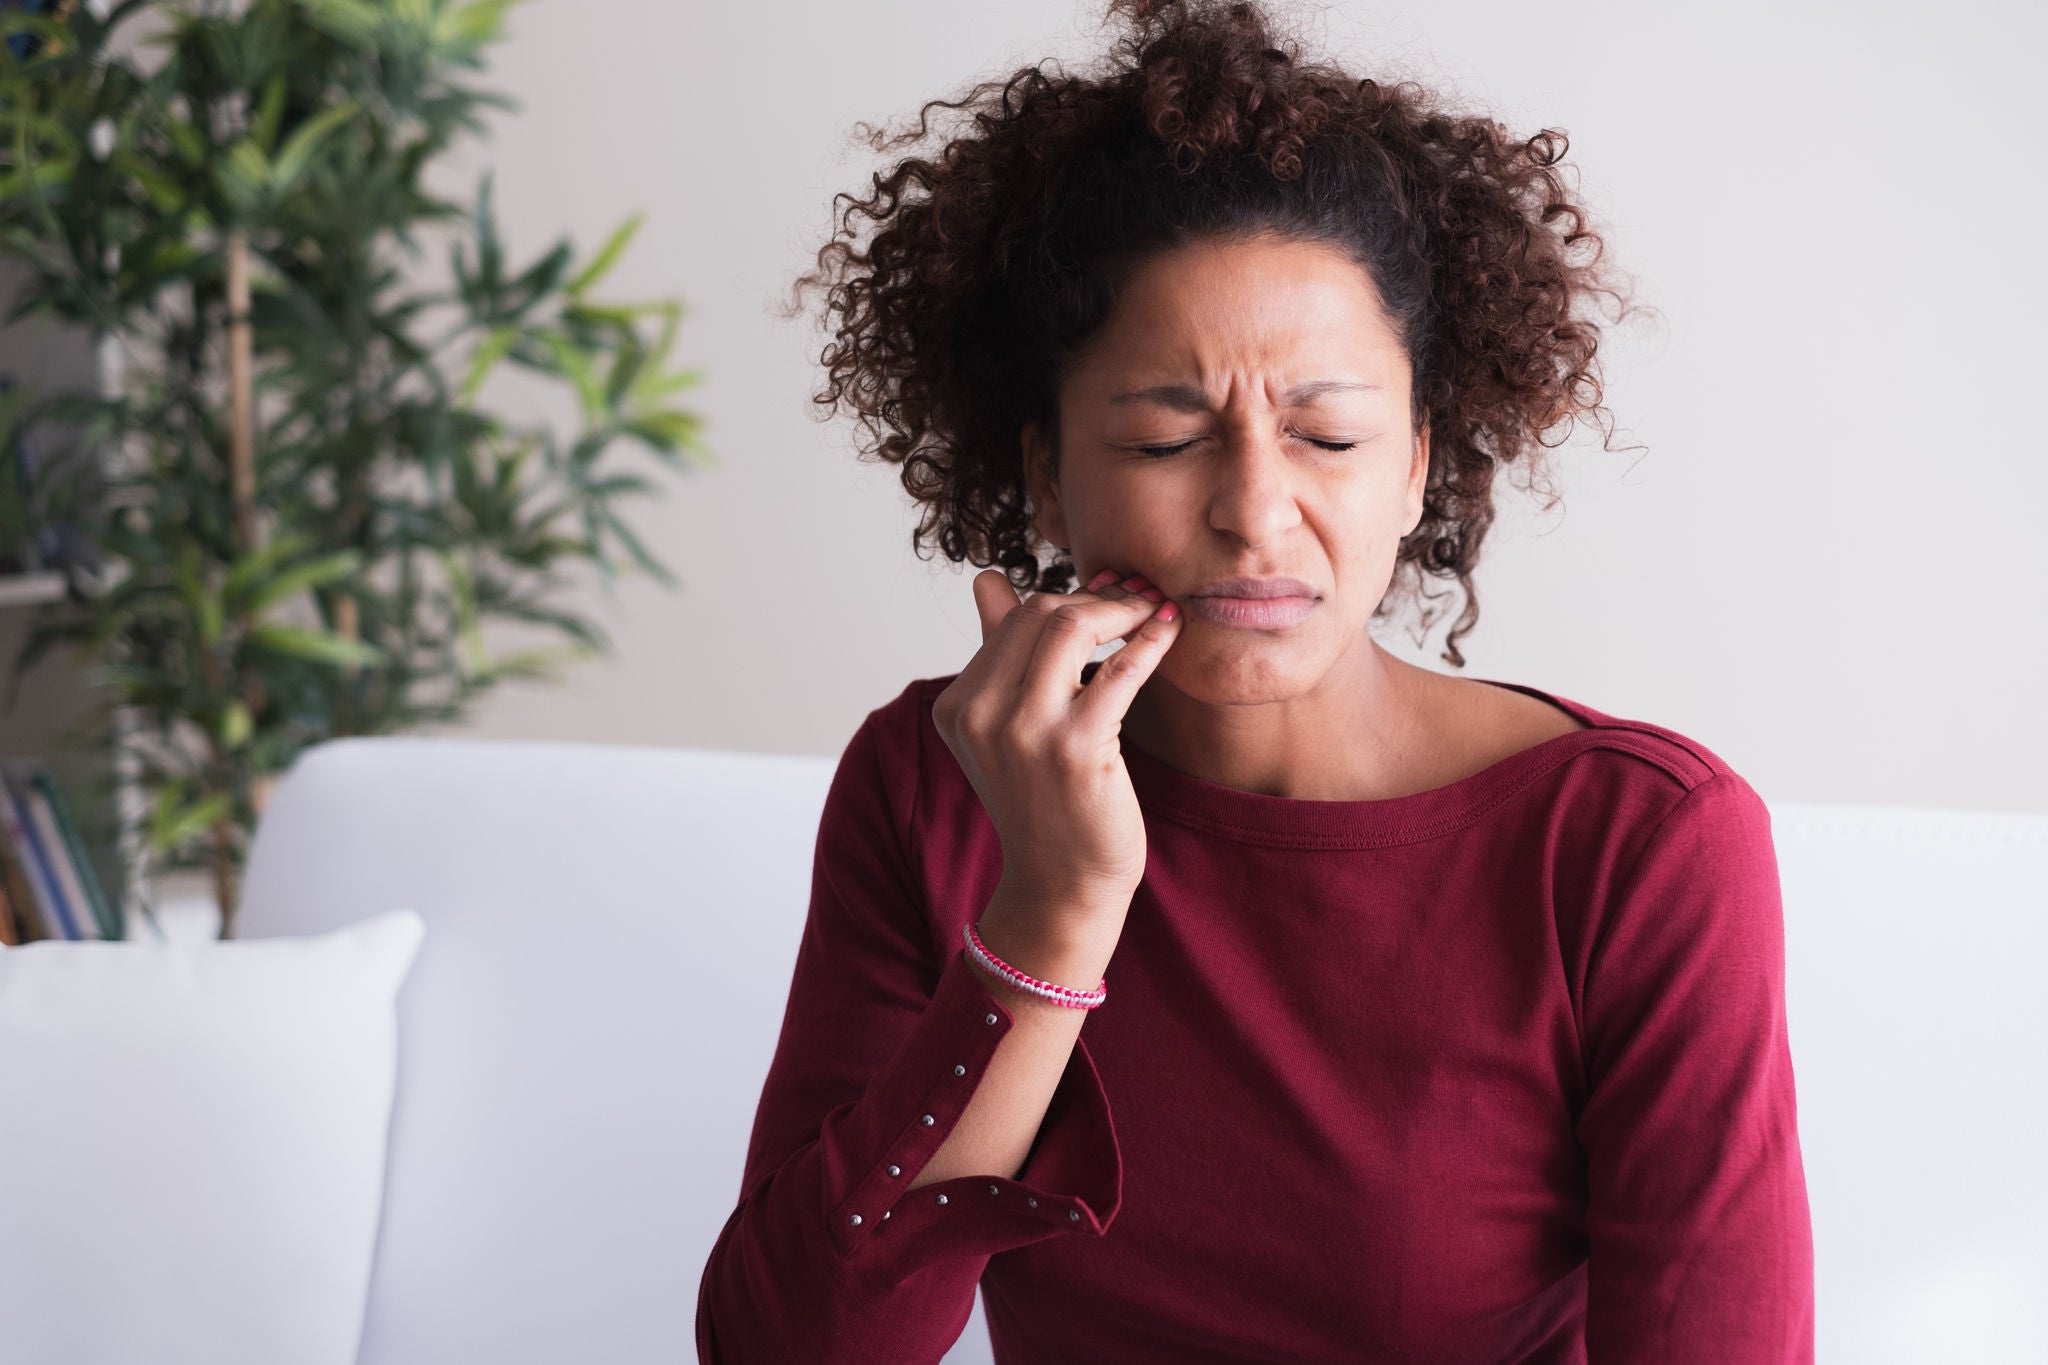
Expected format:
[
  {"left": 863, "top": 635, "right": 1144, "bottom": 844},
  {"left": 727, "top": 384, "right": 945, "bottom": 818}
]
[
  {"left": 694, "top": 687, "right": 1124, "bottom": 1365},
  {"left": 1575, "top": 771, "right": 1816, "bottom": 1363}
]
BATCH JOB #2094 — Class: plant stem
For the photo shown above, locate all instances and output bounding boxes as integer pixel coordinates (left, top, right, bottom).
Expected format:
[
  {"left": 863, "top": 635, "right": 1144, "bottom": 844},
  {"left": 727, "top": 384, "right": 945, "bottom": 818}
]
[{"left": 226, "top": 231, "right": 257, "bottom": 551}]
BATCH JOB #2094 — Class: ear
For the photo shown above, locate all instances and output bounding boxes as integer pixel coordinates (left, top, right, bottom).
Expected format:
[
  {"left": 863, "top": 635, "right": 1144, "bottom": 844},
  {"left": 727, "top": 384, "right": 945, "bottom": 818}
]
[
  {"left": 1022, "top": 420, "right": 1071, "bottom": 551},
  {"left": 1404, "top": 415, "right": 1430, "bottom": 537}
]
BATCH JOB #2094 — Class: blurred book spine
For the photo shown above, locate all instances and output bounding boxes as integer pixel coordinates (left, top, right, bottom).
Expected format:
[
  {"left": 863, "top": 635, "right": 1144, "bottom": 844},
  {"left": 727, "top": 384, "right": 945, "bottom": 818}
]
[{"left": 0, "top": 758, "right": 118, "bottom": 942}]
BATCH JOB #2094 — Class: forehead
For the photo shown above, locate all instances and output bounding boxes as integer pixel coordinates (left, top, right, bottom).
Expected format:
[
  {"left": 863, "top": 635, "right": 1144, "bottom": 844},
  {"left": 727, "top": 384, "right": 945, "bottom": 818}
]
[{"left": 1069, "top": 233, "right": 1403, "bottom": 392}]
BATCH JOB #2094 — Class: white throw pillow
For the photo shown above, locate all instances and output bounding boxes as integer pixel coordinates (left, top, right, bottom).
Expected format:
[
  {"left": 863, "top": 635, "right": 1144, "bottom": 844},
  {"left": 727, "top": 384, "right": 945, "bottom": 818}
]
[{"left": 0, "top": 908, "right": 426, "bottom": 1365}]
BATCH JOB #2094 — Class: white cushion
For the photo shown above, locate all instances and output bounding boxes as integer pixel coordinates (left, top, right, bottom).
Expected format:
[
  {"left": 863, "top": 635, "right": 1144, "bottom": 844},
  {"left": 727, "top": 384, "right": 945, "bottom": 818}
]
[
  {"left": 0, "top": 908, "right": 426, "bottom": 1365},
  {"left": 234, "top": 738, "right": 835, "bottom": 1365}
]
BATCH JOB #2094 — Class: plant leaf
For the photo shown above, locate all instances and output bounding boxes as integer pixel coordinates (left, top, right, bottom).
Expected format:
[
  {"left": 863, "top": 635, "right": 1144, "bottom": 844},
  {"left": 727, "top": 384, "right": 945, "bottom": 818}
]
[
  {"left": 270, "top": 101, "right": 357, "bottom": 192},
  {"left": 565, "top": 212, "right": 641, "bottom": 297},
  {"left": 296, "top": 0, "right": 383, "bottom": 49},
  {"left": 220, "top": 698, "right": 253, "bottom": 749},
  {"left": 147, "top": 785, "right": 234, "bottom": 857},
  {"left": 537, "top": 331, "right": 604, "bottom": 424},
  {"left": 246, "top": 622, "right": 385, "bottom": 668},
  {"left": 458, "top": 323, "right": 519, "bottom": 404},
  {"left": 252, "top": 71, "right": 286, "bottom": 150},
  {"left": 434, "top": 0, "right": 522, "bottom": 54},
  {"left": 242, "top": 551, "right": 362, "bottom": 617}
]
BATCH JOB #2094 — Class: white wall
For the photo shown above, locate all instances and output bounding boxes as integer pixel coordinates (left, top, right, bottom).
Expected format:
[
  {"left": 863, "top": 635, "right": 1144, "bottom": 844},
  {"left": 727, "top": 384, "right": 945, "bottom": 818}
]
[{"left": 425, "top": 0, "right": 2046, "bottom": 816}]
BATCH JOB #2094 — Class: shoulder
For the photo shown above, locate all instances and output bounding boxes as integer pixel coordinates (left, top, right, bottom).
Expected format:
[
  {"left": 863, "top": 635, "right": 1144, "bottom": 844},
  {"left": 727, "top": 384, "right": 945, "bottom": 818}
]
[
  {"left": 814, "top": 677, "right": 967, "bottom": 890},
  {"left": 1473, "top": 679, "right": 1779, "bottom": 889},
  {"left": 846, "top": 675, "right": 1003, "bottom": 915},
  {"left": 1518, "top": 681, "right": 1757, "bottom": 803},
  {"left": 860, "top": 673, "right": 958, "bottom": 754},
  {"left": 845, "top": 672, "right": 968, "bottom": 813},
  {"left": 1422, "top": 668, "right": 1764, "bottom": 816},
  {"left": 1542, "top": 697, "right": 1781, "bottom": 932},
  {"left": 1508, "top": 699, "right": 1786, "bottom": 1012}
]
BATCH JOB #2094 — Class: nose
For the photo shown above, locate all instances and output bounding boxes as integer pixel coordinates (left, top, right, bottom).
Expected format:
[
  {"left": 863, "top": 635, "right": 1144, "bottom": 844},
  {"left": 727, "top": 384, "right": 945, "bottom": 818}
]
[{"left": 1206, "top": 428, "right": 1304, "bottom": 551}]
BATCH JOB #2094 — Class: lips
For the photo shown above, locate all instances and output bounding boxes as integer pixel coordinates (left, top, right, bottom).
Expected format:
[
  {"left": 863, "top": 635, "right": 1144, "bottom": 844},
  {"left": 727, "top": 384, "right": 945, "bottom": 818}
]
[
  {"left": 1184, "top": 594, "right": 1319, "bottom": 629},
  {"left": 1189, "top": 575, "right": 1318, "bottom": 599}
]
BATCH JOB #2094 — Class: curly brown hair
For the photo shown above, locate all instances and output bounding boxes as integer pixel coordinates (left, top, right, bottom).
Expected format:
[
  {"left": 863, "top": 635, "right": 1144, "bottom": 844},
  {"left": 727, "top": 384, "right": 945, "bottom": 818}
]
[{"left": 785, "top": 0, "right": 1647, "bottom": 667}]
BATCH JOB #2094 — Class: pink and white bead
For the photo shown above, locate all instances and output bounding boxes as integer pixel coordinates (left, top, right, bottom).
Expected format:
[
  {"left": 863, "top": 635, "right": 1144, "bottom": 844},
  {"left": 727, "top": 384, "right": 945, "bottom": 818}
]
[{"left": 961, "top": 921, "right": 1108, "bottom": 1010}]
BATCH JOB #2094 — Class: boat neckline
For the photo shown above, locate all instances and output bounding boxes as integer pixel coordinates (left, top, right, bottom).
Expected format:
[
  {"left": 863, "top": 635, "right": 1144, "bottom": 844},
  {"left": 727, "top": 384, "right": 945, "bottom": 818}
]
[{"left": 1092, "top": 665, "right": 1617, "bottom": 849}]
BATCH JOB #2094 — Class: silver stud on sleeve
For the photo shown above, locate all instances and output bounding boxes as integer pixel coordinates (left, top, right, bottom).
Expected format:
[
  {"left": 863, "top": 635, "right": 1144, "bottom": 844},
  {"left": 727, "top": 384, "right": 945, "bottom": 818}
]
[
  {"left": 989, "top": 1184, "right": 1000, "bottom": 1195},
  {"left": 848, "top": 1214, "right": 863, "bottom": 1226},
  {"left": 936, "top": 1193, "right": 949, "bottom": 1206},
  {"left": 1027, "top": 1197, "right": 1038, "bottom": 1208},
  {"left": 953, "top": 1064, "right": 967, "bottom": 1076},
  {"left": 920, "top": 1113, "right": 935, "bottom": 1126},
  {"left": 882, "top": 1209, "right": 890, "bottom": 1220},
  {"left": 984, "top": 1012, "right": 999, "bottom": 1025},
  {"left": 1069, "top": 1210, "right": 1081, "bottom": 1222},
  {"left": 887, "top": 1164, "right": 901, "bottom": 1177}
]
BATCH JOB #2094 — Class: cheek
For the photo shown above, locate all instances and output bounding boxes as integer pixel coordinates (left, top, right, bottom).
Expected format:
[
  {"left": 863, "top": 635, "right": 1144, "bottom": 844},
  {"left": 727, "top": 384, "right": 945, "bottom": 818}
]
[
  {"left": 1325, "top": 486, "right": 1412, "bottom": 579},
  {"left": 1076, "top": 477, "right": 1180, "bottom": 538},
  {"left": 1354, "top": 468, "right": 1416, "bottom": 532}
]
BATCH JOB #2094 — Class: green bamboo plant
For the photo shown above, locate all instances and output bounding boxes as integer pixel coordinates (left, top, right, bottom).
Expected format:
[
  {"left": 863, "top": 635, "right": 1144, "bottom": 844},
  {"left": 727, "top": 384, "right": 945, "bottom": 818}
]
[{"left": 0, "top": 0, "right": 711, "bottom": 937}]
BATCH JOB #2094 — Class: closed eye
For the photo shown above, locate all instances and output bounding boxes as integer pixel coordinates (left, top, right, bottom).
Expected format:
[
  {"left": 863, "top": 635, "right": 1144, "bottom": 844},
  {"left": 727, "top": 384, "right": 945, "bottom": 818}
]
[{"left": 1134, "top": 436, "right": 1360, "bottom": 459}]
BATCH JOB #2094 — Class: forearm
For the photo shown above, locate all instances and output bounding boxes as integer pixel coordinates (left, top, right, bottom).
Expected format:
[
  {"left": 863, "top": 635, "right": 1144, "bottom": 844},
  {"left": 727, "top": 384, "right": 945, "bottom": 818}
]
[{"left": 908, "top": 885, "right": 1123, "bottom": 1191}]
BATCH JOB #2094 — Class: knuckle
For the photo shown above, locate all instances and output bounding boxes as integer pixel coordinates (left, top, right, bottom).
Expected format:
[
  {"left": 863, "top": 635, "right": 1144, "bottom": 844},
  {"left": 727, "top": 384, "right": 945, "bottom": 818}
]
[
  {"left": 1096, "top": 648, "right": 1136, "bottom": 681},
  {"left": 1043, "top": 603, "right": 1090, "bottom": 635},
  {"left": 954, "top": 700, "right": 996, "bottom": 742},
  {"left": 1051, "top": 728, "right": 1098, "bottom": 769},
  {"left": 982, "top": 711, "right": 1021, "bottom": 748}
]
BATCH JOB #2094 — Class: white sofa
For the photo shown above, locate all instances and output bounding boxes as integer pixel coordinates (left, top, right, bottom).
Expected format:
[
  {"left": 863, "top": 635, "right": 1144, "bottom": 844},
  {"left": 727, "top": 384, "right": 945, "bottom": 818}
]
[{"left": 235, "top": 734, "right": 2048, "bottom": 1364}]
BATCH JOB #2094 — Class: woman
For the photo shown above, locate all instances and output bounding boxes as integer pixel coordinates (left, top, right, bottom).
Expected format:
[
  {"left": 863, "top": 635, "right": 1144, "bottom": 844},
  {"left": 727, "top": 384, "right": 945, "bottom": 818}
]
[{"left": 697, "top": 1, "right": 1814, "bottom": 1360}]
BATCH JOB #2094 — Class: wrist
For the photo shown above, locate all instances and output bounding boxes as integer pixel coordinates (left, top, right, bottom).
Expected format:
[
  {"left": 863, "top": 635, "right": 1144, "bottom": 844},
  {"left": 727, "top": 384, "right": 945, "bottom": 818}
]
[
  {"left": 989, "top": 872, "right": 1133, "bottom": 935},
  {"left": 969, "top": 904, "right": 1117, "bottom": 1004}
]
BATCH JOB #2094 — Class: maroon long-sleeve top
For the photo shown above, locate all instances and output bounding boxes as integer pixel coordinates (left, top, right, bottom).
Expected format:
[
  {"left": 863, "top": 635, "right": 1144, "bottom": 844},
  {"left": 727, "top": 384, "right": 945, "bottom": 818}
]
[{"left": 695, "top": 669, "right": 1815, "bottom": 1363}]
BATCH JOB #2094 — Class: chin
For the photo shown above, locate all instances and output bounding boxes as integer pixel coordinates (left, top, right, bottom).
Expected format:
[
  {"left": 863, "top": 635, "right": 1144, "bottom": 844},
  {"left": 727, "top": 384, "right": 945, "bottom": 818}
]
[{"left": 1148, "top": 631, "right": 1319, "bottom": 702}]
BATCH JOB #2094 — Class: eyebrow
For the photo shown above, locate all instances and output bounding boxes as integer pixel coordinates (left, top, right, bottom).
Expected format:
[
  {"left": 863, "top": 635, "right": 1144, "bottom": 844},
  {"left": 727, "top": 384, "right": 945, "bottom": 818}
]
[{"left": 1106, "top": 380, "right": 1381, "bottom": 411}]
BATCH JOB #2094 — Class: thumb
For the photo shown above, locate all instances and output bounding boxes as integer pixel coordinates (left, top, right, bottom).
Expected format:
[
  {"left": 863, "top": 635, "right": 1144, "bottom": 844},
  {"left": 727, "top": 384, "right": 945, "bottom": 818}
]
[{"left": 971, "top": 568, "right": 1023, "bottom": 644}]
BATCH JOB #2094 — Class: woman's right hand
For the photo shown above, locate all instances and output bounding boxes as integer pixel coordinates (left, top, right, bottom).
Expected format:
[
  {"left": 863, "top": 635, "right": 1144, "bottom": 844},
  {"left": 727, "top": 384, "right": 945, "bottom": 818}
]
[{"left": 933, "top": 566, "right": 1183, "bottom": 932}]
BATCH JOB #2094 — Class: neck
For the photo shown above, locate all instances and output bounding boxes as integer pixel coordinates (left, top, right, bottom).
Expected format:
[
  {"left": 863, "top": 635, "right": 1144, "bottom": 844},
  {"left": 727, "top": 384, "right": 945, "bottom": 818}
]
[{"left": 1116, "top": 633, "right": 1429, "bottom": 801}]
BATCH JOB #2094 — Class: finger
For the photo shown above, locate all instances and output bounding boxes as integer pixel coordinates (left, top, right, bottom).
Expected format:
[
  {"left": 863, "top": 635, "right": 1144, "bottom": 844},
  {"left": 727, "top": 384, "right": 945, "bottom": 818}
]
[
  {"left": 1092, "top": 571, "right": 1165, "bottom": 643},
  {"left": 947, "top": 570, "right": 1027, "bottom": 707},
  {"left": 1014, "top": 588, "right": 1172, "bottom": 718},
  {"left": 1072, "top": 599, "right": 1181, "bottom": 733},
  {"left": 969, "top": 564, "right": 1124, "bottom": 675},
  {"left": 972, "top": 568, "right": 1022, "bottom": 646},
  {"left": 957, "top": 568, "right": 1080, "bottom": 710}
]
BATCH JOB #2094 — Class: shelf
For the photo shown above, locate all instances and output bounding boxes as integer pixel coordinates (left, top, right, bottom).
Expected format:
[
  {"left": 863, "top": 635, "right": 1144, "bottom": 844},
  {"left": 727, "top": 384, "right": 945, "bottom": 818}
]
[{"left": 0, "top": 572, "right": 66, "bottom": 608}]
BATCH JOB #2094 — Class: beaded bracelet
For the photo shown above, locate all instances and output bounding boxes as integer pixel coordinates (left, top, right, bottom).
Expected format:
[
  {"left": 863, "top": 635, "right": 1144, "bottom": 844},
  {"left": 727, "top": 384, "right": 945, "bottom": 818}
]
[{"left": 961, "top": 920, "right": 1108, "bottom": 1010}]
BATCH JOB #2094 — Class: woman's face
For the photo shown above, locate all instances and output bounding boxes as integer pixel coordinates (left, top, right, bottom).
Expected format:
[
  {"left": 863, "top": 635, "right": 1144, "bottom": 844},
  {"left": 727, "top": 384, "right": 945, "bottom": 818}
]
[{"left": 1024, "top": 231, "right": 1429, "bottom": 701}]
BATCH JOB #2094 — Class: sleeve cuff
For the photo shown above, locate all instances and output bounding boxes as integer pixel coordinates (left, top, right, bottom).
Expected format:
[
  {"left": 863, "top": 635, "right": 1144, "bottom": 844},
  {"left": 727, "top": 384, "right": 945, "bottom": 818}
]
[{"left": 824, "top": 942, "right": 1124, "bottom": 1267}]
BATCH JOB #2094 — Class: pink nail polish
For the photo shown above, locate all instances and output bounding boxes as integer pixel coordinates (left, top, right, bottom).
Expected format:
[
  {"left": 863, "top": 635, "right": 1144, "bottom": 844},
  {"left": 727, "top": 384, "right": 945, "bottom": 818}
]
[
  {"left": 1086, "top": 569, "right": 1117, "bottom": 591},
  {"left": 1121, "top": 575, "right": 1148, "bottom": 591}
]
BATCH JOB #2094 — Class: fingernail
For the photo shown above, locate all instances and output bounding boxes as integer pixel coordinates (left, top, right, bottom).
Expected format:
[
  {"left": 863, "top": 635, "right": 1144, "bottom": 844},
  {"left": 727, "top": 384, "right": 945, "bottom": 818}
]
[
  {"left": 1085, "top": 569, "right": 1117, "bottom": 591},
  {"left": 1139, "top": 588, "right": 1164, "bottom": 602},
  {"left": 1156, "top": 601, "right": 1178, "bottom": 622},
  {"left": 1120, "top": 575, "right": 1148, "bottom": 591}
]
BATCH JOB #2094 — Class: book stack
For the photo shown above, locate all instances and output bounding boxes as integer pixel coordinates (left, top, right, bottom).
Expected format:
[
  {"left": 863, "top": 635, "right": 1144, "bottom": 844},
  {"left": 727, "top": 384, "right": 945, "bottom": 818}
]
[{"left": 0, "top": 759, "right": 122, "bottom": 943}]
